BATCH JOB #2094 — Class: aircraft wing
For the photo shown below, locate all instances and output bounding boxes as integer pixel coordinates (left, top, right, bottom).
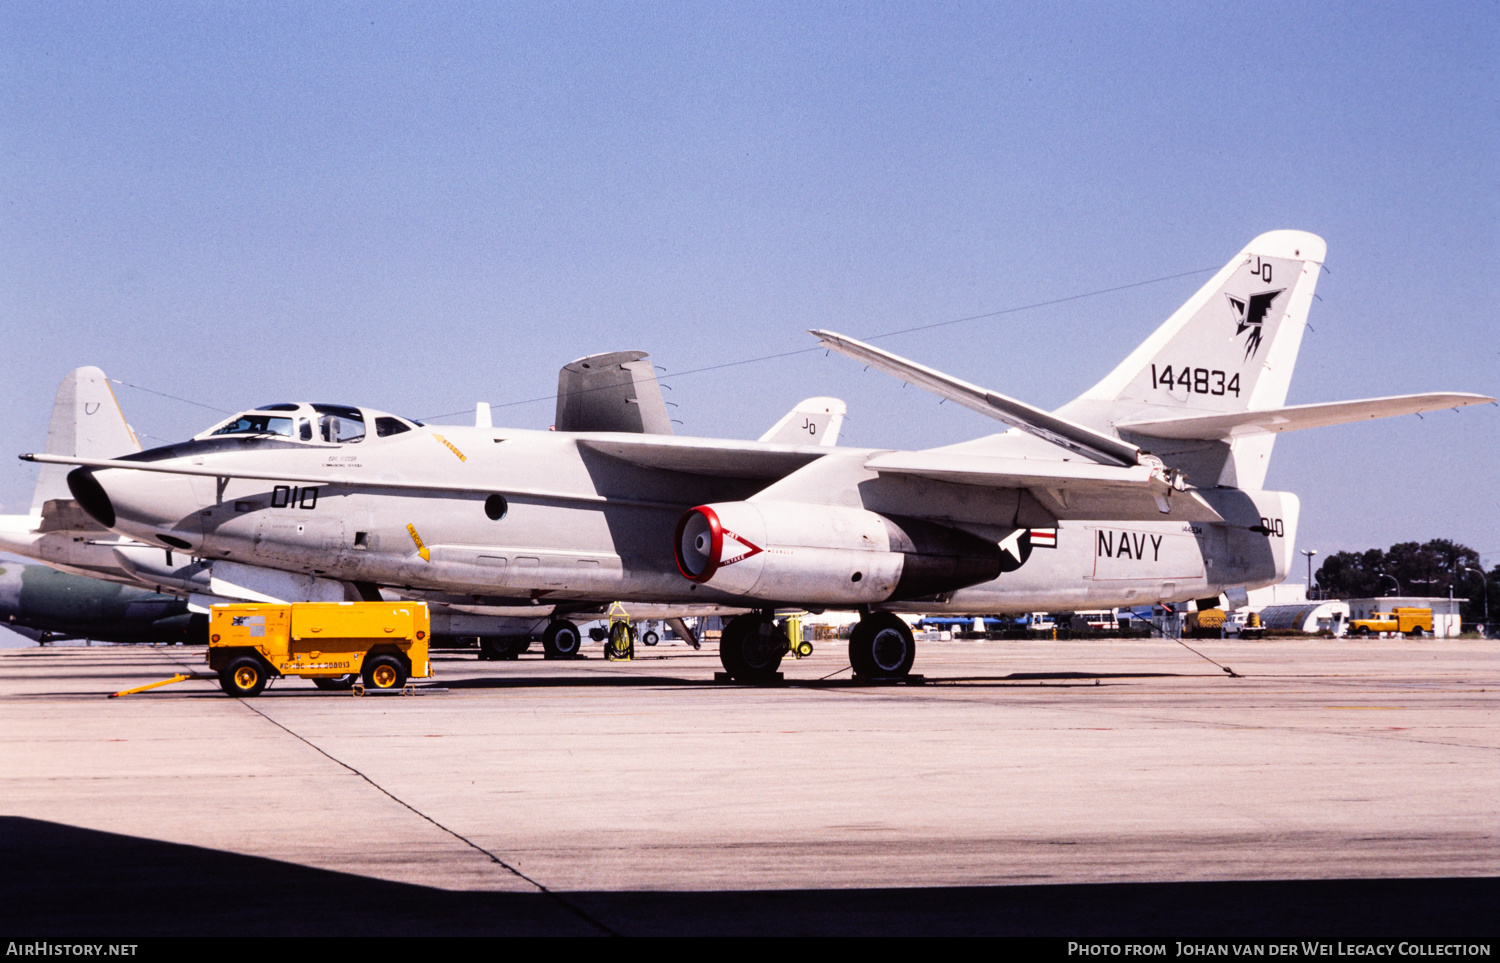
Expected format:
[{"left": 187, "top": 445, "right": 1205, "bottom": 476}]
[
  {"left": 862, "top": 451, "right": 1224, "bottom": 522},
  {"left": 1115, "top": 392, "right": 1496, "bottom": 440},
  {"left": 811, "top": 329, "right": 1144, "bottom": 467},
  {"left": 24, "top": 433, "right": 834, "bottom": 502},
  {"left": 576, "top": 435, "right": 827, "bottom": 478}
]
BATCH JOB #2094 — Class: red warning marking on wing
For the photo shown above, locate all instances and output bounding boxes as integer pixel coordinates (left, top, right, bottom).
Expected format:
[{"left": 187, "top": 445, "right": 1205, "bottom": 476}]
[{"left": 718, "top": 529, "right": 763, "bottom": 567}]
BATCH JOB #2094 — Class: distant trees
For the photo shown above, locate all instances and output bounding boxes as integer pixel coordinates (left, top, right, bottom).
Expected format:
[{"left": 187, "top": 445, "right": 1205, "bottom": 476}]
[{"left": 1314, "top": 539, "right": 1496, "bottom": 623}]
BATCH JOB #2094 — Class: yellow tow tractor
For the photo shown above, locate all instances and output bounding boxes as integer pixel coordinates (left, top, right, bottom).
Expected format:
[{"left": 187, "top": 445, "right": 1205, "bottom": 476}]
[
  {"left": 1185, "top": 607, "right": 1229, "bottom": 638},
  {"left": 1348, "top": 607, "right": 1433, "bottom": 638},
  {"left": 110, "top": 601, "right": 433, "bottom": 698}
]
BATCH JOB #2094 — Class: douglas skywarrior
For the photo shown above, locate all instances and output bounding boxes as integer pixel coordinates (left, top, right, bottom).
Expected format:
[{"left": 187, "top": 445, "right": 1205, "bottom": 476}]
[{"left": 27, "top": 232, "right": 1492, "bottom": 681}]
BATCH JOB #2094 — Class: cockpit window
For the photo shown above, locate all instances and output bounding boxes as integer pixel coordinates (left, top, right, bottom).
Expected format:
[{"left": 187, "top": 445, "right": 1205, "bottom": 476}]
[
  {"left": 314, "top": 404, "right": 365, "bottom": 444},
  {"left": 256, "top": 403, "right": 301, "bottom": 412},
  {"left": 375, "top": 417, "right": 412, "bottom": 437},
  {"left": 211, "top": 414, "right": 296, "bottom": 438}
]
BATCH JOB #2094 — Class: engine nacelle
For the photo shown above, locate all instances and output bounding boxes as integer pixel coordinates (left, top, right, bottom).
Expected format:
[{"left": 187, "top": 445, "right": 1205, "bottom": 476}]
[{"left": 673, "top": 501, "right": 1004, "bottom": 605}]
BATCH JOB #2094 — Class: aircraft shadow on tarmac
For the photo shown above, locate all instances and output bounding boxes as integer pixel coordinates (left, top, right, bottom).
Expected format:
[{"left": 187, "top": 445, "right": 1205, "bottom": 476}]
[
  {"left": 3, "top": 817, "right": 1494, "bottom": 937},
  {"left": 434, "top": 670, "right": 1188, "bottom": 691}
]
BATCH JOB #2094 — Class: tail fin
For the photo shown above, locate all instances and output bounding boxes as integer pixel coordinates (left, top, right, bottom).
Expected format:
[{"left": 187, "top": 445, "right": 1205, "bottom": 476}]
[
  {"left": 555, "top": 351, "right": 674, "bottom": 435},
  {"left": 1058, "top": 230, "right": 1326, "bottom": 489},
  {"left": 30, "top": 367, "right": 140, "bottom": 514},
  {"left": 759, "top": 397, "right": 846, "bottom": 446}
]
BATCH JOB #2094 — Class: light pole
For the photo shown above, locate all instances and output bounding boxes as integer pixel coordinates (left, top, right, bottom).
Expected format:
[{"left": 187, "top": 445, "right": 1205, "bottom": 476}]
[
  {"left": 1463, "top": 566, "right": 1490, "bottom": 637},
  {"left": 1302, "top": 549, "right": 1317, "bottom": 600},
  {"left": 1378, "top": 572, "right": 1400, "bottom": 597}
]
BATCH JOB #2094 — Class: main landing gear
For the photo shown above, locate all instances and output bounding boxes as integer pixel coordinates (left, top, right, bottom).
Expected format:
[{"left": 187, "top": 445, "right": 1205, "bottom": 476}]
[
  {"left": 717, "top": 610, "right": 918, "bottom": 683},
  {"left": 717, "top": 613, "right": 789, "bottom": 684},
  {"left": 848, "top": 611, "right": 916, "bottom": 679}
]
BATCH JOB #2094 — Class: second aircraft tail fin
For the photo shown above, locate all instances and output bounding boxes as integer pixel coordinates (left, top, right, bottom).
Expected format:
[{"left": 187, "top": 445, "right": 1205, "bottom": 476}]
[
  {"left": 759, "top": 397, "right": 846, "bottom": 446},
  {"left": 30, "top": 367, "right": 140, "bottom": 515}
]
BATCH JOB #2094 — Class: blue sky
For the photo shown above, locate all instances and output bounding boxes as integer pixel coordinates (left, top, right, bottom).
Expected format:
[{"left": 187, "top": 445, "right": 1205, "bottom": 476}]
[{"left": 2, "top": 1, "right": 1496, "bottom": 563}]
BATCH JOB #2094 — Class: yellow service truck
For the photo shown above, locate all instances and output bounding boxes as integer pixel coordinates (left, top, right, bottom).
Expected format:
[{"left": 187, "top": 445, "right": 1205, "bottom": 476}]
[
  {"left": 1347, "top": 607, "right": 1433, "bottom": 638},
  {"left": 209, "top": 601, "right": 432, "bottom": 696}
]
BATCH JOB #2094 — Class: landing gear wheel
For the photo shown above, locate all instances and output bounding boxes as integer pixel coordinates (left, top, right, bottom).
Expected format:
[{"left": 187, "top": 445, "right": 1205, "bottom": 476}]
[
  {"left": 718, "top": 614, "right": 788, "bottom": 684},
  {"left": 219, "top": 655, "right": 270, "bottom": 697},
  {"left": 849, "top": 612, "right": 915, "bottom": 678},
  {"left": 605, "top": 621, "right": 635, "bottom": 660},
  {"left": 363, "top": 654, "right": 408, "bottom": 690},
  {"left": 642, "top": 628, "right": 660, "bottom": 647},
  {"left": 479, "top": 636, "right": 523, "bottom": 660},
  {"left": 542, "top": 620, "right": 582, "bottom": 659},
  {"left": 313, "top": 674, "right": 357, "bottom": 691}
]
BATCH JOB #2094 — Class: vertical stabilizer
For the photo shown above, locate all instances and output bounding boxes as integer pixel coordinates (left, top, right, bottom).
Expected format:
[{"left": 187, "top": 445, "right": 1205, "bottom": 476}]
[
  {"left": 30, "top": 367, "right": 141, "bottom": 514},
  {"left": 758, "top": 397, "right": 846, "bottom": 446},
  {"left": 1058, "top": 231, "right": 1326, "bottom": 489}
]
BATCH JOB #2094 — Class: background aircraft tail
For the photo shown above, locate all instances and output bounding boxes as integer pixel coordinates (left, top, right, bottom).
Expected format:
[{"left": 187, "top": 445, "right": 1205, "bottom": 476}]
[
  {"left": 759, "top": 397, "right": 846, "bottom": 446},
  {"left": 30, "top": 367, "right": 140, "bottom": 515},
  {"left": 1057, "top": 230, "right": 1327, "bottom": 489}
]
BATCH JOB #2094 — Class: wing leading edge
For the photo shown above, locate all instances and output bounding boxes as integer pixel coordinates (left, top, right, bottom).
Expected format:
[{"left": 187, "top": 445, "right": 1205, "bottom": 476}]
[{"left": 810, "top": 329, "right": 1144, "bottom": 467}]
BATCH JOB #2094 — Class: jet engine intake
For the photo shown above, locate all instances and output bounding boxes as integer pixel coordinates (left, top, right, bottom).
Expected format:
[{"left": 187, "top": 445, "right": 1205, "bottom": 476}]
[{"left": 673, "top": 502, "right": 1003, "bottom": 605}]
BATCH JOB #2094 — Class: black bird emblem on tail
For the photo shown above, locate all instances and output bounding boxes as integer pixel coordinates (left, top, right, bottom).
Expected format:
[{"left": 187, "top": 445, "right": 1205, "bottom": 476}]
[{"left": 1226, "top": 288, "right": 1284, "bottom": 361}]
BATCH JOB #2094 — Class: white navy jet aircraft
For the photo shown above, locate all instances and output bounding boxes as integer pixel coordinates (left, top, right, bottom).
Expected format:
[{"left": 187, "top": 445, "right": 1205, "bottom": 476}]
[
  {"left": 26, "top": 232, "right": 1492, "bottom": 681},
  {"left": 5, "top": 360, "right": 825, "bottom": 655}
]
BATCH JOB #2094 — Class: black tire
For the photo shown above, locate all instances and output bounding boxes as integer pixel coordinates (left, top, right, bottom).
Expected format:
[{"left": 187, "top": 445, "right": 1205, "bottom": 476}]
[
  {"left": 718, "top": 614, "right": 787, "bottom": 683},
  {"left": 512, "top": 636, "right": 532, "bottom": 655},
  {"left": 542, "top": 620, "right": 582, "bottom": 659},
  {"left": 363, "top": 654, "right": 408, "bottom": 690},
  {"left": 642, "top": 628, "right": 660, "bottom": 647},
  {"left": 313, "top": 674, "right": 357, "bottom": 691},
  {"left": 478, "top": 636, "right": 522, "bottom": 661},
  {"left": 219, "top": 655, "right": 269, "bottom": 697},
  {"left": 849, "top": 612, "right": 915, "bottom": 678}
]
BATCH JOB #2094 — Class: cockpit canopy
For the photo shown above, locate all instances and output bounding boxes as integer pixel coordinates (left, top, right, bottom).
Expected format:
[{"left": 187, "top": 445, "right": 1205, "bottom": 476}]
[{"left": 196, "top": 403, "right": 423, "bottom": 444}]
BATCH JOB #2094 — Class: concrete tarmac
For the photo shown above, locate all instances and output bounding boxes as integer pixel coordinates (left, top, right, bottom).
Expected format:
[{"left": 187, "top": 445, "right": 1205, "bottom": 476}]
[{"left": 2, "top": 637, "right": 1496, "bottom": 935}]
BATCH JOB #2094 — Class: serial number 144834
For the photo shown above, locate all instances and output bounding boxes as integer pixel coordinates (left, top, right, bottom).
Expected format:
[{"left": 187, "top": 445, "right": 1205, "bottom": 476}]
[{"left": 1150, "top": 364, "right": 1240, "bottom": 397}]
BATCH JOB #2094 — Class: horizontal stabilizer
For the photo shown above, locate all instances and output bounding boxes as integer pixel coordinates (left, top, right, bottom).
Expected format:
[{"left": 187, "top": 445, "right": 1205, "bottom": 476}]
[
  {"left": 758, "top": 397, "right": 846, "bottom": 446},
  {"left": 811, "top": 330, "right": 1142, "bottom": 467},
  {"left": 864, "top": 451, "right": 1223, "bottom": 523},
  {"left": 1116, "top": 392, "right": 1495, "bottom": 440}
]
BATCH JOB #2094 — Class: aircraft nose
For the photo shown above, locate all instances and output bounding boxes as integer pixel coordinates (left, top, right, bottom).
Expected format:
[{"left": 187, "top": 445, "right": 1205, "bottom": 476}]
[{"left": 67, "top": 468, "right": 115, "bottom": 527}]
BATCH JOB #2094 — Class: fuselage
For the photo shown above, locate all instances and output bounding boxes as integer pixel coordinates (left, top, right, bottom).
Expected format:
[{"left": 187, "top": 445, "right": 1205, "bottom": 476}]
[{"left": 74, "top": 405, "right": 1297, "bottom": 614}]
